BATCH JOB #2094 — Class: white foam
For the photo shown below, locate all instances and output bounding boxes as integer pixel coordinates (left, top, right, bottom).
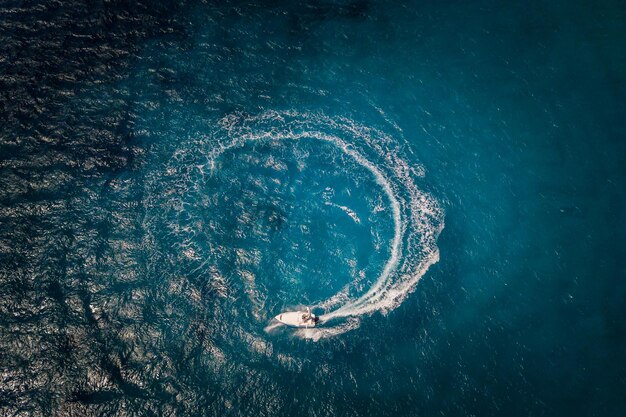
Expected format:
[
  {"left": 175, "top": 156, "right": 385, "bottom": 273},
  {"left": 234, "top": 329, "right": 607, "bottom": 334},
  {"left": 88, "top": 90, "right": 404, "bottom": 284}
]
[
  {"left": 206, "top": 111, "right": 444, "bottom": 339},
  {"left": 325, "top": 202, "right": 361, "bottom": 224}
]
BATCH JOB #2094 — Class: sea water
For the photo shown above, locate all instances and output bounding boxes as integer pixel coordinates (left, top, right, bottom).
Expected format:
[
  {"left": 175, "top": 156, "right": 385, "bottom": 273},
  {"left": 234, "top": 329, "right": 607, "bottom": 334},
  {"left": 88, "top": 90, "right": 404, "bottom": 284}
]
[{"left": 1, "top": 1, "right": 624, "bottom": 416}]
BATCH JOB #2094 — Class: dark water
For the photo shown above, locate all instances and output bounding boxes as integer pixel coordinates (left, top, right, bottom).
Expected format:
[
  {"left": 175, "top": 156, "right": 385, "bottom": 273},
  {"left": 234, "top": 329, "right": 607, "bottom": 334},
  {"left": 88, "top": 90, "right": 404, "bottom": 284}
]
[{"left": 1, "top": 1, "right": 625, "bottom": 416}]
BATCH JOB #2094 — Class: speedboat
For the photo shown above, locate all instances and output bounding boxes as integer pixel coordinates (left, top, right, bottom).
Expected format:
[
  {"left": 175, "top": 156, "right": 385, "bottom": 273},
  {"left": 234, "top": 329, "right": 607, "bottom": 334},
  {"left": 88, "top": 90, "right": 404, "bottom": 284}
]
[{"left": 274, "top": 307, "right": 319, "bottom": 328}]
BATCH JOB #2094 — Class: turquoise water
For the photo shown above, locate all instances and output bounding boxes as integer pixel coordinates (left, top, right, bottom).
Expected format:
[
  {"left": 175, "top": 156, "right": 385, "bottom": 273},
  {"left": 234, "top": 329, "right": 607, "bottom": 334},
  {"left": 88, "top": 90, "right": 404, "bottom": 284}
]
[{"left": 1, "top": 1, "right": 625, "bottom": 415}]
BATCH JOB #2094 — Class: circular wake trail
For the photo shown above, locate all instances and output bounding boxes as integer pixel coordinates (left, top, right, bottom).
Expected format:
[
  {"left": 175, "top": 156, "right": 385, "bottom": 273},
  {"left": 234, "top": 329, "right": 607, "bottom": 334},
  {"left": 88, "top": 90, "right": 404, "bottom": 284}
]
[{"left": 208, "top": 111, "right": 444, "bottom": 339}]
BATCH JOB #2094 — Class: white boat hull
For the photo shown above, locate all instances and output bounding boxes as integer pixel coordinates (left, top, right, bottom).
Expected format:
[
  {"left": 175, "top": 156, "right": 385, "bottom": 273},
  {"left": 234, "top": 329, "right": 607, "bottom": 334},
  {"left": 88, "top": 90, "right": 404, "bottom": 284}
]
[{"left": 275, "top": 311, "right": 317, "bottom": 328}]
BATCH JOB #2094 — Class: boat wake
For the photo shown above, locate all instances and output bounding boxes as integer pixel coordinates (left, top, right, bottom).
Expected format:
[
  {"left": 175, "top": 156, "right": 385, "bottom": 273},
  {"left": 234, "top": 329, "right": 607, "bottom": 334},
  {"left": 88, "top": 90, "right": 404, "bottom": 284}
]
[{"left": 204, "top": 111, "right": 444, "bottom": 340}]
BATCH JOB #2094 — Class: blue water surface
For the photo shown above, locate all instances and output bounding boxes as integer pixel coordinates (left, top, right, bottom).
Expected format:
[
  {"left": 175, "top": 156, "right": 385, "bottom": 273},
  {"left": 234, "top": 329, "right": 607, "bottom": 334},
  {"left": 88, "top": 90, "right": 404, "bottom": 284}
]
[{"left": 0, "top": 1, "right": 624, "bottom": 416}]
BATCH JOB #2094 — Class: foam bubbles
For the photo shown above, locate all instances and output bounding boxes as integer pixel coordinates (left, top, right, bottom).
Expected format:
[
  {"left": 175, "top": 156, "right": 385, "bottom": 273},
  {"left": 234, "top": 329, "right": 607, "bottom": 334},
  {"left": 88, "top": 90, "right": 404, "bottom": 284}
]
[{"left": 206, "top": 111, "right": 444, "bottom": 339}]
